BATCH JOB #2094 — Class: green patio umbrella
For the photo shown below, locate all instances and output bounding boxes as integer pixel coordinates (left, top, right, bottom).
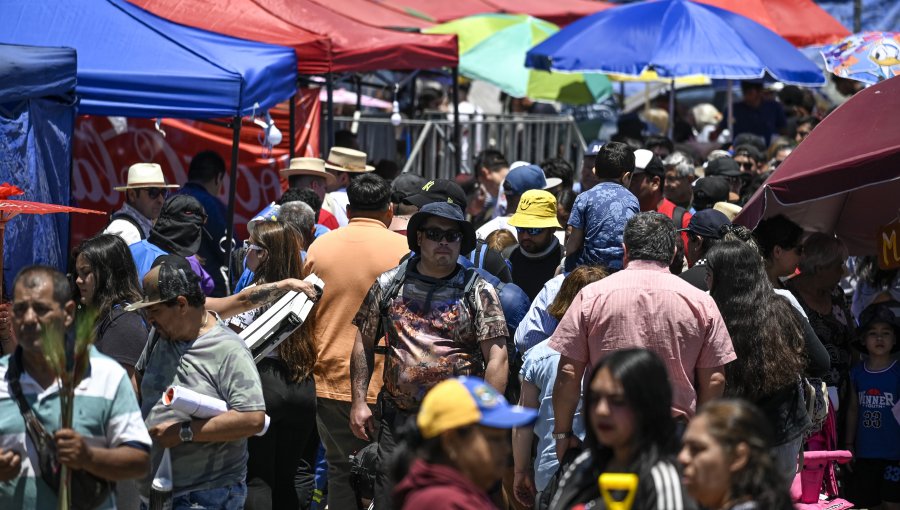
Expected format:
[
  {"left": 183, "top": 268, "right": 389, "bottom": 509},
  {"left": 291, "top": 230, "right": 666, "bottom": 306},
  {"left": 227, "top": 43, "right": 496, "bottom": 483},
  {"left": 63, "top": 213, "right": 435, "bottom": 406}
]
[{"left": 425, "top": 14, "right": 612, "bottom": 104}]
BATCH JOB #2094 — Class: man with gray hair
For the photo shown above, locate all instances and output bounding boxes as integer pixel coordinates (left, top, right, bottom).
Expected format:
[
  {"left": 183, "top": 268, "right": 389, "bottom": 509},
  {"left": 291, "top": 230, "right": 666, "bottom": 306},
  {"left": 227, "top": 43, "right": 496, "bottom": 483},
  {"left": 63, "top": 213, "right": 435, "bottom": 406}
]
[
  {"left": 279, "top": 201, "right": 316, "bottom": 252},
  {"left": 550, "top": 212, "right": 735, "bottom": 460},
  {"left": 663, "top": 151, "right": 696, "bottom": 210}
]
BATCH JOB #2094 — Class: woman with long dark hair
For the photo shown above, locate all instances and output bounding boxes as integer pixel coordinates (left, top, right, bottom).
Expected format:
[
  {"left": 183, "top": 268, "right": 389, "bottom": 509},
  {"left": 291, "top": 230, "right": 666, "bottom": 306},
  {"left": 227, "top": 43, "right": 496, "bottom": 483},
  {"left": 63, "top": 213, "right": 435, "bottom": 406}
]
[
  {"left": 227, "top": 221, "right": 319, "bottom": 510},
  {"left": 706, "top": 240, "right": 828, "bottom": 479},
  {"left": 550, "top": 349, "right": 693, "bottom": 509},
  {"left": 679, "top": 399, "right": 793, "bottom": 510},
  {"left": 74, "top": 234, "right": 148, "bottom": 376}
]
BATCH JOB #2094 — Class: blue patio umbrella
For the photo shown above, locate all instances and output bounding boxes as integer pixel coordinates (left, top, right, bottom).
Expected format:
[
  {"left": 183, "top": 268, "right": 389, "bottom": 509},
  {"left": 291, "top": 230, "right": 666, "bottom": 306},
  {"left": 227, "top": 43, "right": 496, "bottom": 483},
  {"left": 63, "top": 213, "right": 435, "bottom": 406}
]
[{"left": 525, "top": 0, "right": 824, "bottom": 85}]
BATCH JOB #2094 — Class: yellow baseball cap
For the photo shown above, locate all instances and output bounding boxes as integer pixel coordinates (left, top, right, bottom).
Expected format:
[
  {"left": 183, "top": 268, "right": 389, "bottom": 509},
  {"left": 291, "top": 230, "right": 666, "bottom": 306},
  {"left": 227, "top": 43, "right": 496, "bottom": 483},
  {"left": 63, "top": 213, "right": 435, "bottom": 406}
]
[
  {"left": 507, "top": 190, "right": 562, "bottom": 230},
  {"left": 417, "top": 377, "right": 537, "bottom": 439}
]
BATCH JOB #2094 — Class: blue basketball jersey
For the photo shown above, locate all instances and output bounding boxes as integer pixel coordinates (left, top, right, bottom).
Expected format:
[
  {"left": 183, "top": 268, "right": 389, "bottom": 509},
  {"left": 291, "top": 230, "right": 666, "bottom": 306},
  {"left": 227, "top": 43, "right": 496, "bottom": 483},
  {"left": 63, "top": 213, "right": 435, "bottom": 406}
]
[{"left": 851, "top": 361, "right": 900, "bottom": 460}]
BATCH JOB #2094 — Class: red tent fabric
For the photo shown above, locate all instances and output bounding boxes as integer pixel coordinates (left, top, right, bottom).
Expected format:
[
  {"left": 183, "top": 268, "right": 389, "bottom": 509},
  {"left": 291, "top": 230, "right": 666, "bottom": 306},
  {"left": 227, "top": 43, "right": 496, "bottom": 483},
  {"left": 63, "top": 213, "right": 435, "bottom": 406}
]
[
  {"left": 308, "top": 0, "right": 433, "bottom": 29},
  {"left": 698, "top": 0, "right": 849, "bottom": 47},
  {"left": 736, "top": 76, "right": 900, "bottom": 256},
  {"left": 132, "top": 0, "right": 457, "bottom": 74},
  {"left": 484, "top": 0, "right": 613, "bottom": 26},
  {"left": 379, "top": 0, "right": 496, "bottom": 23}
]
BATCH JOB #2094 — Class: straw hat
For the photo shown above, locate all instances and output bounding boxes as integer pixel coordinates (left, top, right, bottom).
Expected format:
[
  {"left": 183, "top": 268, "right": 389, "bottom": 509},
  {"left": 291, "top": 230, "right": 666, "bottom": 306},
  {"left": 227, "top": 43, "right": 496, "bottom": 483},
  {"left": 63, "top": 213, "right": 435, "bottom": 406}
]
[
  {"left": 114, "top": 163, "right": 179, "bottom": 191},
  {"left": 323, "top": 147, "right": 374, "bottom": 173},
  {"left": 281, "top": 157, "right": 336, "bottom": 186}
]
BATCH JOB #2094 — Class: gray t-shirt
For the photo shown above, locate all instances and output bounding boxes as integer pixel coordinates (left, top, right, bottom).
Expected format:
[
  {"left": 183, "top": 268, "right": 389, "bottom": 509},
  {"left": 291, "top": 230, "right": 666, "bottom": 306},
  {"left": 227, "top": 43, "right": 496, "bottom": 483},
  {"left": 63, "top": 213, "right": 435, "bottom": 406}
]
[{"left": 136, "top": 320, "right": 265, "bottom": 496}]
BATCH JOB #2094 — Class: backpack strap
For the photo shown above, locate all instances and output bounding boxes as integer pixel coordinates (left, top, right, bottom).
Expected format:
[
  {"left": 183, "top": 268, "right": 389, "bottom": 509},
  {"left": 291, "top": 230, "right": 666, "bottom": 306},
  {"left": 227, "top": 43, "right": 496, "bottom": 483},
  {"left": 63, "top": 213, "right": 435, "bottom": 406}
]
[
  {"left": 673, "top": 206, "right": 688, "bottom": 231},
  {"left": 374, "top": 260, "right": 408, "bottom": 353},
  {"left": 109, "top": 212, "right": 146, "bottom": 240}
]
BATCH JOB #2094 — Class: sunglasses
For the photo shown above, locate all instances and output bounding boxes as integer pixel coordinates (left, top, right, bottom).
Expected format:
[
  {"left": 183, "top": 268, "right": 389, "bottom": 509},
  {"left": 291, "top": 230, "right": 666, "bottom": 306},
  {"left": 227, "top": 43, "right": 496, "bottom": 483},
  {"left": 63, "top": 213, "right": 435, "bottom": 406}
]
[
  {"left": 423, "top": 228, "right": 463, "bottom": 243},
  {"left": 738, "top": 161, "right": 755, "bottom": 171},
  {"left": 141, "top": 187, "right": 168, "bottom": 200},
  {"left": 516, "top": 227, "right": 546, "bottom": 236},
  {"left": 243, "top": 240, "right": 265, "bottom": 252}
]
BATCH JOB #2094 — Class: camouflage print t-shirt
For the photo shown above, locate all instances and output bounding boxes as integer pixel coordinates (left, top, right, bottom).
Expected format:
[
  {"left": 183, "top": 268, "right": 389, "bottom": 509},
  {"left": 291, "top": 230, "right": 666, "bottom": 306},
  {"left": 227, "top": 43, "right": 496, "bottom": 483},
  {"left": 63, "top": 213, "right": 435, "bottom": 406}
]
[
  {"left": 353, "top": 261, "right": 507, "bottom": 411},
  {"left": 135, "top": 319, "right": 265, "bottom": 496}
]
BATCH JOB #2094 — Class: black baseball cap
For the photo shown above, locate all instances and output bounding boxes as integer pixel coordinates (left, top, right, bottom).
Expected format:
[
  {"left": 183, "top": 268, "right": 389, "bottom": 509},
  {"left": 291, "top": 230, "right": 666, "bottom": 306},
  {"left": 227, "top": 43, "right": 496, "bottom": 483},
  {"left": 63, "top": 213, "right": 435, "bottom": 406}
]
[
  {"left": 126, "top": 255, "right": 200, "bottom": 311},
  {"left": 692, "top": 176, "right": 730, "bottom": 210},
  {"left": 705, "top": 157, "right": 742, "bottom": 178},
  {"left": 633, "top": 149, "right": 665, "bottom": 178},
  {"left": 403, "top": 179, "right": 467, "bottom": 209},
  {"left": 678, "top": 209, "right": 731, "bottom": 239},
  {"left": 391, "top": 173, "right": 428, "bottom": 204}
]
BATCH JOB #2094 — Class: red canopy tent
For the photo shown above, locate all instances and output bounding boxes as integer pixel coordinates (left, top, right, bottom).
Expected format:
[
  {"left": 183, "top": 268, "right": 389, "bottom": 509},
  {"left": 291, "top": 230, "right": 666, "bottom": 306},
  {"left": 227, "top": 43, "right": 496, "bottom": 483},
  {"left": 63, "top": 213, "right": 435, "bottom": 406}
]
[
  {"left": 697, "top": 0, "right": 849, "bottom": 47},
  {"left": 307, "top": 0, "right": 433, "bottom": 29},
  {"left": 132, "top": 0, "right": 458, "bottom": 73},
  {"left": 484, "top": 0, "right": 613, "bottom": 26},
  {"left": 378, "top": 0, "right": 496, "bottom": 23},
  {"left": 736, "top": 76, "right": 900, "bottom": 256}
]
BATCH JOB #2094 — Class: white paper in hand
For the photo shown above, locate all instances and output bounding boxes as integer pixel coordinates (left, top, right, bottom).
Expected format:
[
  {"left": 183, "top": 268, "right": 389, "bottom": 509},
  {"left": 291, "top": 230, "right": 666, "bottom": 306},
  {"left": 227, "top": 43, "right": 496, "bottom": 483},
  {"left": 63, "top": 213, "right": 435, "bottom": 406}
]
[{"left": 164, "top": 386, "right": 270, "bottom": 435}]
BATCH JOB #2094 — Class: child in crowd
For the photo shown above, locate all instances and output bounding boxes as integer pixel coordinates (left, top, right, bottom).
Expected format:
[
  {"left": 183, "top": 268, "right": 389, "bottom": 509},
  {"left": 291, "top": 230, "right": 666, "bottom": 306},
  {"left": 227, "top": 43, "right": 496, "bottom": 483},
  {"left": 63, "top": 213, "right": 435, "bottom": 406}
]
[{"left": 846, "top": 301, "right": 900, "bottom": 510}]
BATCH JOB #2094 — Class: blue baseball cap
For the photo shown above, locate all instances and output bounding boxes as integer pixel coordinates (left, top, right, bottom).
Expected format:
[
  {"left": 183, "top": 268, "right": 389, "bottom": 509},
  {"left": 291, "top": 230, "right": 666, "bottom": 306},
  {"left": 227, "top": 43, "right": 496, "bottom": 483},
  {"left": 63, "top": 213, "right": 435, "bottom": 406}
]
[
  {"left": 503, "top": 164, "right": 561, "bottom": 196},
  {"left": 417, "top": 376, "right": 538, "bottom": 439}
]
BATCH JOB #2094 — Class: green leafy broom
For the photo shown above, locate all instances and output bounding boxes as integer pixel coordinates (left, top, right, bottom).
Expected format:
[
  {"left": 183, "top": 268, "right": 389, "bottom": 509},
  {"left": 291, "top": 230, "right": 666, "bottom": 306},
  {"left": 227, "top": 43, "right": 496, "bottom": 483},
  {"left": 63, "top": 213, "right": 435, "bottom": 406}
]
[{"left": 40, "top": 308, "right": 98, "bottom": 510}]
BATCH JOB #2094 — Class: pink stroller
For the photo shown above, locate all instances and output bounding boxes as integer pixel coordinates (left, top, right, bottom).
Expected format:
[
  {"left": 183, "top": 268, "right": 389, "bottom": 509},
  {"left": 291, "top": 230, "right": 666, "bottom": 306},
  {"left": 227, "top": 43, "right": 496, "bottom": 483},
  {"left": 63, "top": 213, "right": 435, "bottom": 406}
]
[{"left": 791, "top": 404, "right": 854, "bottom": 509}]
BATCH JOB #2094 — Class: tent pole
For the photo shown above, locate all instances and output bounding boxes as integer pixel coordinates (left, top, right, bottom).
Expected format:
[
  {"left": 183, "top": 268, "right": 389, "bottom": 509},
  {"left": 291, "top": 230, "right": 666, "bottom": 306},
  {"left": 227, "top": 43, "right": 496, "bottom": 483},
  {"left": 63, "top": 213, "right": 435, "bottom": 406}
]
[
  {"left": 224, "top": 116, "right": 242, "bottom": 294},
  {"left": 667, "top": 78, "right": 675, "bottom": 139},
  {"left": 727, "top": 79, "right": 734, "bottom": 137},
  {"left": 452, "top": 67, "right": 461, "bottom": 175},
  {"left": 355, "top": 75, "right": 363, "bottom": 112},
  {"left": 289, "top": 93, "right": 297, "bottom": 160},
  {"left": 326, "top": 73, "right": 335, "bottom": 154}
]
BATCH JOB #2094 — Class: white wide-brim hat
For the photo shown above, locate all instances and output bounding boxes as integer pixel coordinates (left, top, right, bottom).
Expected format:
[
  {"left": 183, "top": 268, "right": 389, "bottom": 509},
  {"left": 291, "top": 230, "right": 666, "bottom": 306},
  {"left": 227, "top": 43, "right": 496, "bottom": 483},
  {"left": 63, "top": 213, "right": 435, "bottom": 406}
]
[
  {"left": 322, "top": 147, "right": 374, "bottom": 173},
  {"left": 281, "top": 157, "right": 336, "bottom": 186},
  {"left": 114, "top": 163, "right": 179, "bottom": 191}
]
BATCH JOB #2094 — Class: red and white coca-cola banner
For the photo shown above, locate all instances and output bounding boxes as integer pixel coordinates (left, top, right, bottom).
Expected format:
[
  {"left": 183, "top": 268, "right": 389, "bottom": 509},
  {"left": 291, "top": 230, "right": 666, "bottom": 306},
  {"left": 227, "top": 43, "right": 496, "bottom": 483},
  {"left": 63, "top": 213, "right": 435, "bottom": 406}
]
[{"left": 69, "top": 88, "right": 321, "bottom": 250}]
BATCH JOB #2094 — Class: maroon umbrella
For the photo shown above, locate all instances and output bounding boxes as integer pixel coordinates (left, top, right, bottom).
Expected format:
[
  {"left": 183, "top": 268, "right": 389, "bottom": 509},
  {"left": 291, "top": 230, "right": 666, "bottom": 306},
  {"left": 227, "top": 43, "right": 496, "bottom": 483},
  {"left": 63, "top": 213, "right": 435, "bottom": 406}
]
[{"left": 736, "top": 76, "right": 900, "bottom": 256}]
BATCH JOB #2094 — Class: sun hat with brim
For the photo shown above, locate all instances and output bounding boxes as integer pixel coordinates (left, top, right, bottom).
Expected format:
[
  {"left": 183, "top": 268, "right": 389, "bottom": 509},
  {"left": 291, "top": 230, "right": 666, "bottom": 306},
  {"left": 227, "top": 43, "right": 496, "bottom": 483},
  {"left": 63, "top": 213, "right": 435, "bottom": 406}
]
[
  {"left": 854, "top": 301, "right": 900, "bottom": 354},
  {"left": 417, "top": 376, "right": 538, "bottom": 439},
  {"left": 507, "top": 190, "right": 562, "bottom": 229},
  {"left": 114, "top": 163, "right": 180, "bottom": 191},
  {"left": 322, "top": 147, "right": 374, "bottom": 173},
  {"left": 148, "top": 195, "right": 207, "bottom": 257},
  {"left": 406, "top": 201, "right": 476, "bottom": 254},
  {"left": 125, "top": 255, "right": 200, "bottom": 311},
  {"left": 403, "top": 179, "right": 468, "bottom": 209},
  {"left": 281, "top": 157, "right": 336, "bottom": 186}
]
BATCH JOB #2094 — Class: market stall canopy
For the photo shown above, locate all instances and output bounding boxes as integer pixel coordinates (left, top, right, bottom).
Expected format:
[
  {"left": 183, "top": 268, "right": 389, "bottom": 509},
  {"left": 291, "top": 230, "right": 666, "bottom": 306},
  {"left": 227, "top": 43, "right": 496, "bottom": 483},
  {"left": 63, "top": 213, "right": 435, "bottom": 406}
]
[
  {"left": 133, "top": 0, "right": 458, "bottom": 74},
  {"left": 426, "top": 14, "right": 611, "bottom": 104},
  {"left": 0, "top": 44, "right": 77, "bottom": 103},
  {"left": 307, "top": 0, "right": 433, "bottom": 30},
  {"left": 697, "top": 0, "right": 849, "bottom": 47},
  {"left": 526, "top": 0, "right": 826, "bottom": 86},
  {"left": 0, "top": 0, "right": 297, "bottom": 118},
  {"left": 379, "top": 0, "right": 495, "bottom": 23},
  {"left": 736, "top": 76, "right": 900, "bottom": 256},
  {"left": 482, "top": 0, "right": 613, "bottom": 26}
]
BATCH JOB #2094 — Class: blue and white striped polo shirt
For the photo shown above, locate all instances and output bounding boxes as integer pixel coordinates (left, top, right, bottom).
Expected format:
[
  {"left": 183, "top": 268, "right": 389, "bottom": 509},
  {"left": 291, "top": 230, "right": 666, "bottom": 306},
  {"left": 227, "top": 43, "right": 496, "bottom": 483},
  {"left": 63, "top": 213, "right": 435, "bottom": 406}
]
[{"left": 0, "top": 347, "right": 151, "bottom": 509}]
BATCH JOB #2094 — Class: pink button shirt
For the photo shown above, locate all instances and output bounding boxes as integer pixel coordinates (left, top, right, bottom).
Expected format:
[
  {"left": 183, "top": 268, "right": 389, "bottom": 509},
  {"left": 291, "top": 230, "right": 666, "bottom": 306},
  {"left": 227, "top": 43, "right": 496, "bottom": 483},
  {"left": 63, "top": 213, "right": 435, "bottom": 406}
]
[{"left": 549, "top": 259, "right": 735, "bottom": 418}]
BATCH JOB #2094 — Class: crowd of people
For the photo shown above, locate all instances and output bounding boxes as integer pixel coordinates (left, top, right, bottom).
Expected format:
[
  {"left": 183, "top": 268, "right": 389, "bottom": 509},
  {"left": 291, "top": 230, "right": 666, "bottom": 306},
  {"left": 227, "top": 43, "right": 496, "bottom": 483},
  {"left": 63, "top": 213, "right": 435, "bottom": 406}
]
[{"left": 0, "top": 89, "right": 898, "bottom": 510}]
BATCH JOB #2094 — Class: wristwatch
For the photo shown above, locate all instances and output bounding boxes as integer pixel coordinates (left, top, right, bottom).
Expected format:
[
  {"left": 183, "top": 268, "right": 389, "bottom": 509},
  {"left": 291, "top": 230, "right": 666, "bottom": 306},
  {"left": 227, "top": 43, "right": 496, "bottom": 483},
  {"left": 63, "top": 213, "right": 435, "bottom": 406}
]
[
  {"left": 180, "top": 421, "right": 194, "bottom": 443},
  {"left": 551, "top": 431, "right": 572, "bottom": 440}
]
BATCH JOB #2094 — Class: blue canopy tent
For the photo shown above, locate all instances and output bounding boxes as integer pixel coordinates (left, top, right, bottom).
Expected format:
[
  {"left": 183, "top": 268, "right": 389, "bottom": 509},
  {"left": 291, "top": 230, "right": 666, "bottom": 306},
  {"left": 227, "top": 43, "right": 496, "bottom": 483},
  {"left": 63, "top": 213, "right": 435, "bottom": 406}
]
[
  {"left": 0, "top": 44, "right": 78, "bottom": 296},
  {"left": 526, "top": 0, "right": 826, "bottom": 136},
  {"left": 0, "top": 0, "right": 298, "bottom": 290}
]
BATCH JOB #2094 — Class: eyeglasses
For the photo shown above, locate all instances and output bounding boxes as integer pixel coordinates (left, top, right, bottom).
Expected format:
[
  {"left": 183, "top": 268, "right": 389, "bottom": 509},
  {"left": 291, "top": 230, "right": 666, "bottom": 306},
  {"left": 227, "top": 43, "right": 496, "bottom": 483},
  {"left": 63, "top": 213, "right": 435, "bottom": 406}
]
[
  {"left": 738, "top": 162, "right": 755, "bottom": 171},
  {"left": 141, "top": 187, "right": 168, "bottom": 200},
  {"left": 423, "top": 228, "right": 463, "bottom": 243},
  {"left": 516, "top": 227, "right": 546, "bottom": 236},
  {"left": 243, "top": 240, "right": 265, "bottom": 251}
]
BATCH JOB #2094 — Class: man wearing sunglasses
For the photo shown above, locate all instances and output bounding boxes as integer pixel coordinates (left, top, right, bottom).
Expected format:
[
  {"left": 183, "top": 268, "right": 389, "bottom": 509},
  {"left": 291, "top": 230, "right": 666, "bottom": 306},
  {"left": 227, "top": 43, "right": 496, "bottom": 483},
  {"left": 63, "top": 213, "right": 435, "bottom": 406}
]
[
  {"left": 505, "top": 190, "right": 564, "bottom": 301},
  {"left": 349, "top": 201, "right": 508, "bottom": 509},
  {"left": 105, "top": 163, "right": 179, "bottom": 246}
]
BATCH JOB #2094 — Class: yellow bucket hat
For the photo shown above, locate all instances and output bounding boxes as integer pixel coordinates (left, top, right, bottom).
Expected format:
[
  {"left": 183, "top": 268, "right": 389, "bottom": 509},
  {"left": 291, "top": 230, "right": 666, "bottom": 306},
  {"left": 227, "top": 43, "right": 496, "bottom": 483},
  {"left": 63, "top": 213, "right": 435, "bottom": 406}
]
[{"left": 507, "top": 190, "right": 562, "bottom": 229}]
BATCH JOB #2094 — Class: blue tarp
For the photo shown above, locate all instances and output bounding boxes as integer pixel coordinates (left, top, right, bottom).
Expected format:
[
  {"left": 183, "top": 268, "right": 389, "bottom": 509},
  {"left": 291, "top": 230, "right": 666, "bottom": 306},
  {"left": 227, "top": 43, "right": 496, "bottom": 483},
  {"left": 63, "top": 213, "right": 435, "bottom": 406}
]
[
  {"left": 0, "top": 44, "right": 78, "bottom": 295},
  {"left": 526, "top": 0, "right": 826, "bottom": 87},
  {"left": 0, "top": 0, "right": 297, "bottom": 119}
]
